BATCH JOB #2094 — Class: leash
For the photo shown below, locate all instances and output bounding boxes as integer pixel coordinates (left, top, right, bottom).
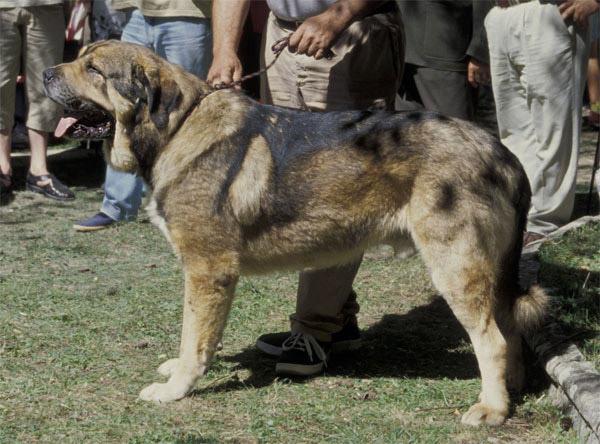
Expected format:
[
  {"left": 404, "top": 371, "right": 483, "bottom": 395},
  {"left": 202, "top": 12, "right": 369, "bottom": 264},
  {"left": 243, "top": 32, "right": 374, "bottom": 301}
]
[
  {"left": 197, "top": 36, "right": 291, "bottom": 102},
  {"left": 168, "top": 36, "right": 290, "bottom": 138}
]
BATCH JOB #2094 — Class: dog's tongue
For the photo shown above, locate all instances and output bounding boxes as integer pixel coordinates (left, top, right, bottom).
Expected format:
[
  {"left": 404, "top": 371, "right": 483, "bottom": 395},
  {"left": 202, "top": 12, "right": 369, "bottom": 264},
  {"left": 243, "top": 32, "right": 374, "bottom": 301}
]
[{"left": 54, "top": 116, "right": 79, "bottom": 138}]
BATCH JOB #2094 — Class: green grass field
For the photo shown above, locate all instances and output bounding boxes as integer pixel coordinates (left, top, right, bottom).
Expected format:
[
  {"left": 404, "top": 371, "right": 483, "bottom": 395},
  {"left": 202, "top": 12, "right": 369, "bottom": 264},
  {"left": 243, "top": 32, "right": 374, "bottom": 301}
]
[{"left": 2, "top": 159, "right": 594, "bottom": 443}]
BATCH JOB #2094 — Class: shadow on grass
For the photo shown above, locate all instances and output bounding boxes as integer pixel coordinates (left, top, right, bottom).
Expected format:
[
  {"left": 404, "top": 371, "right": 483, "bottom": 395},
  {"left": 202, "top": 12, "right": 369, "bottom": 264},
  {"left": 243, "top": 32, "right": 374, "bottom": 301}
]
[
  {"left": 538, "top": 259, "right": 600, "bottom": 348},
  {"left": 573, "top": 190, "right": 599, "bottom": 219},
  {"left": 195, "top": 296, "right": 551, "bottom": 400},
  {"left": 10, "top": 145, "right": 105, "bottom": 190}
]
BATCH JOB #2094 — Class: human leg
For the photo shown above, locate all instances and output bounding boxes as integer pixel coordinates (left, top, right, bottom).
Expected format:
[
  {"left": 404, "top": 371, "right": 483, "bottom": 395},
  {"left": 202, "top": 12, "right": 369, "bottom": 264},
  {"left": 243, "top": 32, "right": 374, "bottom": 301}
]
[
  {"left": 258, "top": 10, "right": 404, "bottom": 374},
  {"left": 100, "top": 164, "right": 144, "bottom": 221},
  {"left": 410, "top": 66, "right": 475, "bottom": 120},
  {"left": 0, "top": 130, "right": 11, "bottom": 181},
  {"left": 27, "top": 128, "right": 49, "bottom": 177},
  {"left": 78, "top": 10, "right": 149, "bottom": 228},
  {"left": 21, "top": 5, "right": 74, "bottom": 200},
  {"left": 0, "top": 8, "right": 20, "bottom": 183},
  {"left": 587, "top": 39, "right": 599, "bottom": 127},
  {"left": 0, "top": 129, "right": 13, "bottom": 204},
  {"left": 520, "top": 4, "right": 589, "bottom": 234},
  {"left": 152, "top": 16, "right": 213, "bottom": 78},
  {"left": 485, "top": 4, "right": 583, "bottom": 236},
  {"left": 90, "top": 13, "right": 214, "bottom": 227}
]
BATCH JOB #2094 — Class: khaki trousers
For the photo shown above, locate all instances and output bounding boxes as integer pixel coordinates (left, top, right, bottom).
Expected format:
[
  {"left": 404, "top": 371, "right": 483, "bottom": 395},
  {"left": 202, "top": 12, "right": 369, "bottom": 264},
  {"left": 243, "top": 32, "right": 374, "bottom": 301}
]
[
  {"left": 261, "top": 9, "right": 404, "bottom": 341},
  {"left": 0, "top": 5, "right": 64, "bottom": 132}
]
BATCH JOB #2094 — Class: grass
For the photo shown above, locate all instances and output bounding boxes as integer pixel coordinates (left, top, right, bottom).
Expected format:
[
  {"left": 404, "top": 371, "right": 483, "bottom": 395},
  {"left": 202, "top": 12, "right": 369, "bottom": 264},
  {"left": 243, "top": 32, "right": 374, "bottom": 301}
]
[
  {"left": 0, "top": 151, "right": 585, "bottom": 443},
  {"left": 537, "top": 221, "right": 600, "bottom": 372}
]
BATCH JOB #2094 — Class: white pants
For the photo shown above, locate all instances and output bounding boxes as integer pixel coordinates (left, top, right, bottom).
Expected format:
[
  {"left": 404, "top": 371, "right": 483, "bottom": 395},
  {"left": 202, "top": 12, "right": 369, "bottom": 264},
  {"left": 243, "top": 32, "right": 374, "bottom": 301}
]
[{"left": 485, "top": 2, "right": 590, "bottom": 235}]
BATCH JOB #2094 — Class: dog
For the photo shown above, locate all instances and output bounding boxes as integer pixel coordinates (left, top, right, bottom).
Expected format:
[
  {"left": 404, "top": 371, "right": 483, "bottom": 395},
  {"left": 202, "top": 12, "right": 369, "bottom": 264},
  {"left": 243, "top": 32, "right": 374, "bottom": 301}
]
[{"left": 43, "top": 40, "right": 548, "bottom": 426}]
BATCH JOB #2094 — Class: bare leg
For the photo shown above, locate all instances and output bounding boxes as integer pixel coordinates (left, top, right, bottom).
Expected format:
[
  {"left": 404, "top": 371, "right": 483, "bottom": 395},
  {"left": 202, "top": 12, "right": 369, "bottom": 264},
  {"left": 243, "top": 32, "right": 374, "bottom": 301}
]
[
  {"left": 0, "top": 128, "right": 12, "bottom": 184},
  {"left": 27, "top": 128, "right": 51, "bottom": 185}
]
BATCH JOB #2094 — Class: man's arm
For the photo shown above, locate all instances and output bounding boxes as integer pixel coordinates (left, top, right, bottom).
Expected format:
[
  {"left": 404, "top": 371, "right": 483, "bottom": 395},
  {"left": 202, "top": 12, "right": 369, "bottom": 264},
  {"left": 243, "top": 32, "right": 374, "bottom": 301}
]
[
  {"left": 289, "top": 0, "right": 386, "bottom": 60},
  {"left": 206, "top": 0, "right": 250, "bottom": 87},
  {"left": 558, "top": 0, "right": 600, "bottom": 27}
]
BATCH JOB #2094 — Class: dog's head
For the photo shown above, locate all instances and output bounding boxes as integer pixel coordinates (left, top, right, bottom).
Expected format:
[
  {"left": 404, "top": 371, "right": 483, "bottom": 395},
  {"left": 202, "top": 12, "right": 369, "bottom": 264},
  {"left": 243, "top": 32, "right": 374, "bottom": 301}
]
[{"left": 44, "top": 40, "right": 205, "bottom": 175}]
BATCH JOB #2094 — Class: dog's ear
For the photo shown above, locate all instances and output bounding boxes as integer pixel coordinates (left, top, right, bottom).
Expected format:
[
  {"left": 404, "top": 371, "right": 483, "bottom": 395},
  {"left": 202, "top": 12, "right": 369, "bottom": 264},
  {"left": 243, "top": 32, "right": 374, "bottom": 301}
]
[{"left": 133, "top": 64, "right": 181, "bottom": 130}]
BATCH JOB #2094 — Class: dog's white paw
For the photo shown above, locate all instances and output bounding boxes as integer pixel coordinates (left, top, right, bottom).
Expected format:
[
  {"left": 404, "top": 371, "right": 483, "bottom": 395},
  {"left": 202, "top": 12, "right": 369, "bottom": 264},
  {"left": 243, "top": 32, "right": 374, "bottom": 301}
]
[
  {"left": 461, "top": 402, "right": 507, "bottom": 426},
  {"left": 157, "top": 358, "right": 180, "bottom": 377},
  {"left": 138, "top": 380, "right": 190, "bottom": 404}
]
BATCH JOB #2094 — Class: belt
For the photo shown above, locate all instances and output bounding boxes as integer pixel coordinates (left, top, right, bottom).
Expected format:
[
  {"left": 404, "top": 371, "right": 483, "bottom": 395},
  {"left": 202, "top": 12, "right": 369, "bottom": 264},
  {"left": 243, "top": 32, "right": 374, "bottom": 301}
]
[
  {"left": 497, "top": 0, "right": 561, "bottom": 7},
  {"left": 496, "top": 0, "right": 529, "bottom": 7},
  {"left": 275, "top": 0, "right": 398, "bottom": 30}
]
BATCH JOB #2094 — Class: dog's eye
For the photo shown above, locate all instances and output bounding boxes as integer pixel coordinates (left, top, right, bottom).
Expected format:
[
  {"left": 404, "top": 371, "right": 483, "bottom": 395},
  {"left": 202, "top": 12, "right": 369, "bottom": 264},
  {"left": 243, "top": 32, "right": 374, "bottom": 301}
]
[{"left": 87, "top": 65, "right": 101, "bottom": 75}]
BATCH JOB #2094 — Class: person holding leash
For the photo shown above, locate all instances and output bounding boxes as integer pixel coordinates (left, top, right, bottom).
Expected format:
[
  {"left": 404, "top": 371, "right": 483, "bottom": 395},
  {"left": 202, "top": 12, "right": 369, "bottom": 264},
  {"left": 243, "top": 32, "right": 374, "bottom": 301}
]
[{"left": 207, "top": 0, "right": 405, "bottom": 376}]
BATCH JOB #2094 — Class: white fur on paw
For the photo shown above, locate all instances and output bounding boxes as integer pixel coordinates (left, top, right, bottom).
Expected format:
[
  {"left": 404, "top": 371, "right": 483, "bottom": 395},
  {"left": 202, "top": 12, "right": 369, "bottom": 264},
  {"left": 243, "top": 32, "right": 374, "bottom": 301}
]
[
  {"left": 157, "top": 358, "right": 180, "bottom": 377},
  {"left": 138, "top": 381, "right": 189, "bottom": 404},
  {"left": 461, "top": 403, "right": 507, "bottom": 426}
]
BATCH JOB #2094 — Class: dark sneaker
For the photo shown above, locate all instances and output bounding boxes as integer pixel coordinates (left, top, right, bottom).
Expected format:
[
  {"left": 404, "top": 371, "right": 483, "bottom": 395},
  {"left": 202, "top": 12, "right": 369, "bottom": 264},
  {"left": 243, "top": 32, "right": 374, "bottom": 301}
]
[
  {"left": 275, "top": 332, "right": 330, "bottom": 376},
  {"left": 331, "top": 318, "right": 361, "bottom": 353},
  {"left": 257, "top": 319, "right": 360, "bottom": 357},
  {"left": 73, "top": 212, "right": 115, "bottom": 232}
]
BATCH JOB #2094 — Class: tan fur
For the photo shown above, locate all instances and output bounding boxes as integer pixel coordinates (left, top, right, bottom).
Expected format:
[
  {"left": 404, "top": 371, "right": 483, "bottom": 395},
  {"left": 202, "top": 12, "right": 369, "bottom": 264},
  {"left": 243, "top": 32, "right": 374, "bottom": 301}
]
[
  {"left": 43, "top": 41, "right": 550, "bottom": 427},
  {"left": 229, "top": 135, "right": 273, "bottom": 225}
]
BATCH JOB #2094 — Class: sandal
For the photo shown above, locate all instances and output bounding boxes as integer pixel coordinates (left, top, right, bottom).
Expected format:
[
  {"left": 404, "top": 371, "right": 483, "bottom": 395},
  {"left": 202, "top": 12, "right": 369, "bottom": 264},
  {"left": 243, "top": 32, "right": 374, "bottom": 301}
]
[
  {"left": 523, "top": 231, "right": 544, "bottom": 246},
  {"left": 26, "top": 171, "right": 75, "bottom": 201},
  {"left": 0, "top": 173, "right": 14, "bottom": 205}
]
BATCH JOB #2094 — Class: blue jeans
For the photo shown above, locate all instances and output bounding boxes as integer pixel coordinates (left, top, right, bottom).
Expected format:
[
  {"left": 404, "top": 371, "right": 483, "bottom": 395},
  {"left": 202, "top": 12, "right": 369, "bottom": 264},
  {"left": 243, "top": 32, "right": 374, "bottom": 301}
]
[{"left": 101, "top": 9, "right": 212, "bottom": 221}]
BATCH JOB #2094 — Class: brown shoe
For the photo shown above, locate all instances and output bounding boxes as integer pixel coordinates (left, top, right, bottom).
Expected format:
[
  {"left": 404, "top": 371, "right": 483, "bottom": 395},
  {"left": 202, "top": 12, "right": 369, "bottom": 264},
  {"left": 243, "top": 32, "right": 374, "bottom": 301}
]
[{"left": 523, "top": 231, "right": 544, "bottom": 246}]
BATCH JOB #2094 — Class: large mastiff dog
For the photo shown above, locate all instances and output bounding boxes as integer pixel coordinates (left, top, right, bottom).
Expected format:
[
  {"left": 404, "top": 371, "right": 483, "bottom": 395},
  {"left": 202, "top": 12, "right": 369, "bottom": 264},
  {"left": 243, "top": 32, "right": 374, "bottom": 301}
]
[{"left": 44, "top": 41, "right": 548, "bottom": 426}]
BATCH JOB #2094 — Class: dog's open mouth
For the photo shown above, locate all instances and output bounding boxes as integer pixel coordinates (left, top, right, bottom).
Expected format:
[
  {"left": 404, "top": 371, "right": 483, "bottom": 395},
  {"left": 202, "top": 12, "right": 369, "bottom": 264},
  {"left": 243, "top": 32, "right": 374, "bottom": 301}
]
[{"left": 54, "top": 110, "right": 114, "bottom": 140}]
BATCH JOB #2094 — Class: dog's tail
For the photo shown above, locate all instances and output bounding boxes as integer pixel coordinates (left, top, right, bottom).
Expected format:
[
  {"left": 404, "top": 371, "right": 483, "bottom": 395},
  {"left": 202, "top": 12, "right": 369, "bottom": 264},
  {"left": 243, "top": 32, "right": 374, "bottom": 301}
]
[
  {"left": 512, "top": 284, "right": 550, "bottom": 331},
  {"left": 502, "top": 147, "right": 550, "bottom": 332}
]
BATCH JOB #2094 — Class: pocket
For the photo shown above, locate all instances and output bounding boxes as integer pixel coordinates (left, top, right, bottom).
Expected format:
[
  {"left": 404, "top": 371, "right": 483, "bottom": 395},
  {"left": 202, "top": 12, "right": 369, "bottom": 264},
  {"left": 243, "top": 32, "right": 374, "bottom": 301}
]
[
  {"left": 350, "top": 16, "right": 402, "bottom": 84},
  {"left": 541, "top": 3, "right": 573, "bottom": 38}
]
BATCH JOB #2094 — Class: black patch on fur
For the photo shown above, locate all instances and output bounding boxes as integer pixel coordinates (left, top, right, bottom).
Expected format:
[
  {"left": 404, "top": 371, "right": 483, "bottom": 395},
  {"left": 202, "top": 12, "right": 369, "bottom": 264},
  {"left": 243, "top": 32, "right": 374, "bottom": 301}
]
[
  {"left": 339, "top": 110, "right": 374, "bottom": 131},
  {"left": 213, "top": 101, "right": 445, "bottom": 220},
  {"left": 437, "top": 182, "right": 456, "bottom": 212},
  {"left": 153, "top": 188, "right": 168, "bottom": 221},
  {"left": 401, "top": 110, "right": 450, "bottom": 124},
  {"left": 114, "top": 77, "right": 140, "bottom": 104},
  {"left": 130, "top": 129, "right": 161, "bottom": 183},
  {"left": 481, "top": 166, "right": 508, "bottom": 192}
]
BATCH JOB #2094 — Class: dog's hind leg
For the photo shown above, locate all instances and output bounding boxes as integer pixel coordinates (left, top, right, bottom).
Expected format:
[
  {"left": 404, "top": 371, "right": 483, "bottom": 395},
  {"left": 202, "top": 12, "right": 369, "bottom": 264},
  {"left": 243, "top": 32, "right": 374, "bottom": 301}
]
[
  {"left": 413, "top": 227, "right": 511, "bottom": 426},
  {"left": 139, "top": 252, "right": 239, "bottom": 403}
]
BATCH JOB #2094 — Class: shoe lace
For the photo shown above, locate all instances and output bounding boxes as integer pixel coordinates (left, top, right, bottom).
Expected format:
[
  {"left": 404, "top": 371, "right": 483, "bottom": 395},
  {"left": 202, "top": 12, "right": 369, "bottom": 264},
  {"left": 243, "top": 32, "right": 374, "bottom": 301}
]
[{"left": 281, "top": 332, "right": 328, "bottom": 366}]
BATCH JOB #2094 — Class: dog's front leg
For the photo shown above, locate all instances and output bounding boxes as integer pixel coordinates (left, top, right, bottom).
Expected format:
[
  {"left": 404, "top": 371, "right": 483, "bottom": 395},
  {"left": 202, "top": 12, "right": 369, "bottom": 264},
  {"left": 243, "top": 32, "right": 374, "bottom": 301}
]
[{"left": 139, "top": 254, "right": 239, "bottom": 403}]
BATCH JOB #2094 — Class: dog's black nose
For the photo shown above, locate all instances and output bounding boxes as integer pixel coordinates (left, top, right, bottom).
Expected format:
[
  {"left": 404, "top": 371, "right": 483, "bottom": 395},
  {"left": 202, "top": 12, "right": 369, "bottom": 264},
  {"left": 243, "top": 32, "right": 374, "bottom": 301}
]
[{"left": 43, "top": 68, "right": 55, "bottom": 84}]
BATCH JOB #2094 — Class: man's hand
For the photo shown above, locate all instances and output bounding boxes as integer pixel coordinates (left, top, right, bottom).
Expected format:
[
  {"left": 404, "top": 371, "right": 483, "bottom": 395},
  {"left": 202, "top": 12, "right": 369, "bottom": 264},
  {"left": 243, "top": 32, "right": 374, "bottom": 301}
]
[
  {"left": 207, "top": 0, "right": 249, "bottom": 88},
  {"left": 288, "top": 0, "right": 384, "bottom": 60},
  {"left": 559, "top": 0, "right": 600, "bottom": 28},
  {"left": 467, "top": 58, "right": 490, "bottom": 88},
  {"left": 206, "top": 50, "right": 243, "bottom": 89},
  {"left": 288, "top": 11, "right": 347, "bottom": 60}
]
